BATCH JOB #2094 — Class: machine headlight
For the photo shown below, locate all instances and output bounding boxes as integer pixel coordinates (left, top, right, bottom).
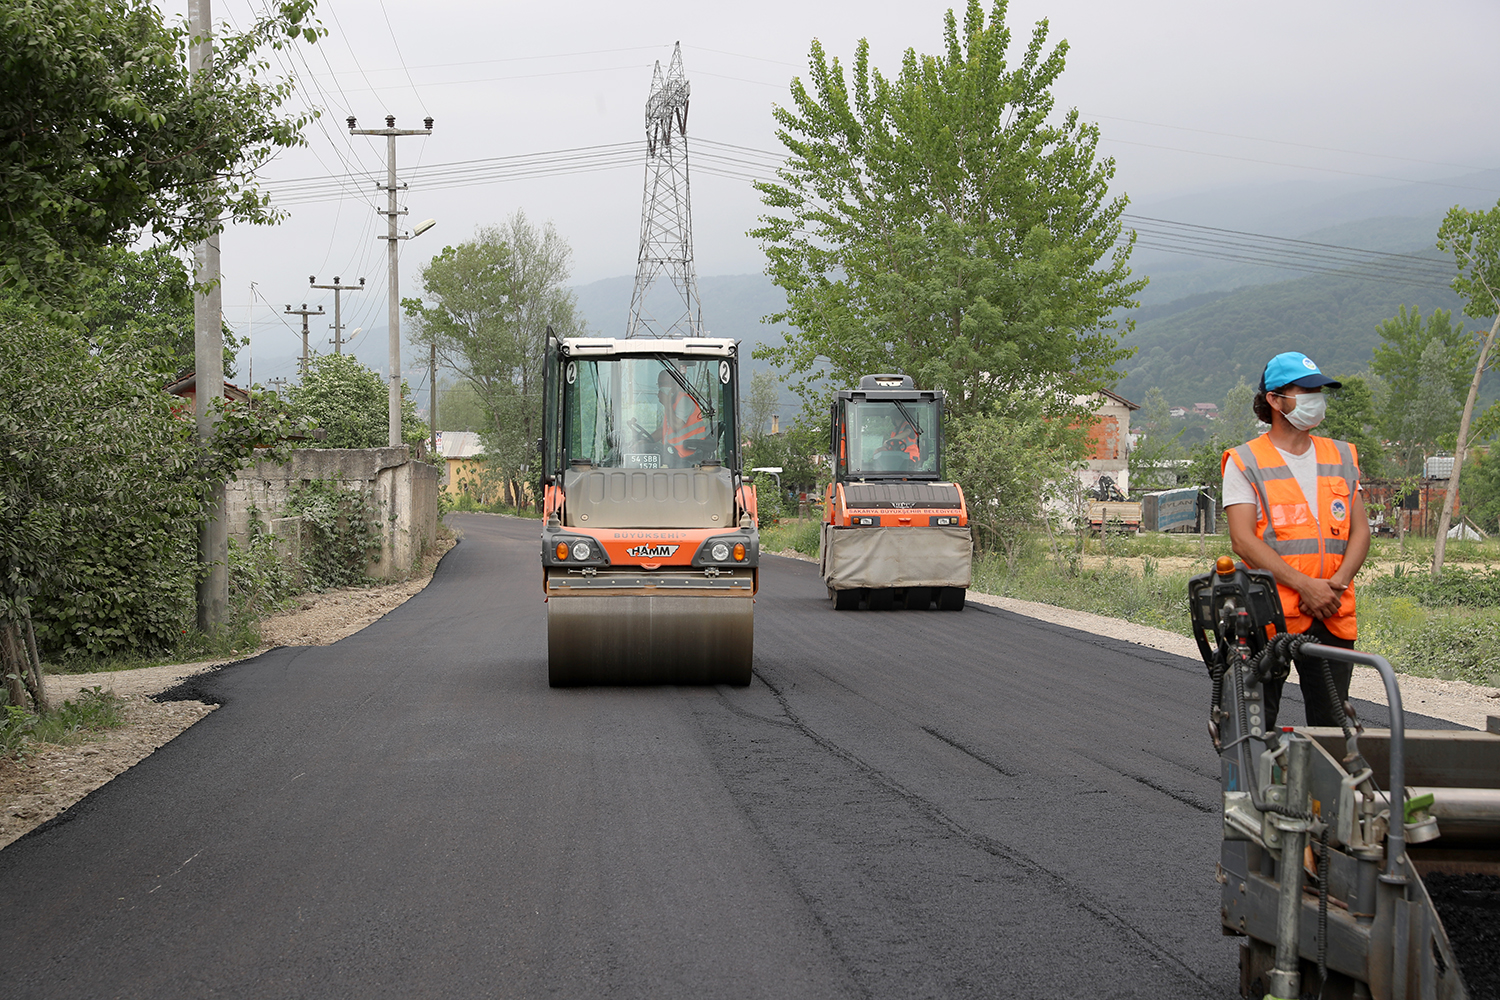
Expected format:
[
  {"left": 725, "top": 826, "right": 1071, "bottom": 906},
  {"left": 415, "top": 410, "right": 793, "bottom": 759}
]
[
  {"left": 711, "top": 542, "right": 731, "bottom": 562},
  {"left": 571, "top": 541, "right": 591, "bottom": 561}
]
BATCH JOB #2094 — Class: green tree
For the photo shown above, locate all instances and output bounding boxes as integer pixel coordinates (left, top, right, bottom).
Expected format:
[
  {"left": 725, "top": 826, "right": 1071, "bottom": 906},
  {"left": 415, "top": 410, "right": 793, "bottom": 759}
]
[
  {"left": 406, "top": 212, "right": 583, "bottom": 509},
  {"left": 1459, "top": 449, "right": 1500, "bottom": 535},
  {"left": 287, "top": 353, "right": 424, "bottom": 450},
  {"left": 1432, "top": 201, "right": 1500, "bottom": 574},
  {"left": 1370, "top": 306, "right": 1474, "bottom": 474},
  {"left": 1322, "top": 375, "right": 1385, "bottom": 478},
  {"left": 745, "top": 369, "right": 780, "bottom": 441},
  {"left": 1217, "top": 379, "right": 1259, "bottom": 450},
  {"left": 435, "top": 379, "right": 489, "bottom": 432},
  {"left": 1, "top": 0, "right": 323, "bottom": 307},
  {"left": 1, "top": 303, "right": 299, "bottom": 706},
  {"left": 948, "top": 395, "right": 1088, "bottom": 573},
  {"left": 751, "top": 0, "right": 1143, "bottom": 419},
  {"left": 1127, "top": 387, "right": 1183, "bottom": 492}
]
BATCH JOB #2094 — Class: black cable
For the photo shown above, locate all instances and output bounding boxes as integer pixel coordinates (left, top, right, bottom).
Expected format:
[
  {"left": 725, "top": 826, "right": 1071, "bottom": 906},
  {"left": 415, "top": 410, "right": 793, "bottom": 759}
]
[{"left": 1317, "top": 827, "right": 1330, "bottom": 988}]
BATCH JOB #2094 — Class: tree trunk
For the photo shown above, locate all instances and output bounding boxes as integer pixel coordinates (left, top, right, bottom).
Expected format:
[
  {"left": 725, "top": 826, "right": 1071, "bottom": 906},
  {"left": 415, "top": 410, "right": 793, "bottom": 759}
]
[
  {"left": 22, "top": 610, "right": 49, "bottom": 713},
  {"left": 1432, "top": 311, "right": 1500, "bottom": 578},
  {"left": 3, "top": 621, "right": 29, "bottom": 709},
  {"left": 3, "top": 619, "right": 45, "bottom": 713}
]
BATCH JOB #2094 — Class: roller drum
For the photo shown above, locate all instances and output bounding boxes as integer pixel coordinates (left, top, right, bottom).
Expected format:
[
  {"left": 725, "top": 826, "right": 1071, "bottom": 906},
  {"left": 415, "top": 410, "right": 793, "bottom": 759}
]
[{"left": 548, "top": 595, "right": 754, "bottom": 686}]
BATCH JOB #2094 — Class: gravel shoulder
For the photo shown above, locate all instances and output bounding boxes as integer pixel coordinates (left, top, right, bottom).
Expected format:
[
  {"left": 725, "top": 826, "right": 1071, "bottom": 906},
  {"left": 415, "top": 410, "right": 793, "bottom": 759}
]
[
  {"left": 768, "top": 547, "right": 1500, "bottom": 731},
  {"left": 0, "top": 534, "right": 457, "bottom": 851}
]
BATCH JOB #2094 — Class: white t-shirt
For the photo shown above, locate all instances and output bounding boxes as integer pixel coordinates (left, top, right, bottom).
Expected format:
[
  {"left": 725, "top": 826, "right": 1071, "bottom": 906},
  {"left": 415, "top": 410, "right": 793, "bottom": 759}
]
[{"left": 1222, "top": 441, "right": 1321, "bottom": 522}]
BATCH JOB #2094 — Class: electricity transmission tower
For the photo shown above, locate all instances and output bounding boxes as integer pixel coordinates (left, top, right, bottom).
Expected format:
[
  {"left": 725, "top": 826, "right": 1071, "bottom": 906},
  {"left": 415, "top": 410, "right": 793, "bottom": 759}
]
[{"left": 626, "top": 42, "right": 702, "bottom": 339}]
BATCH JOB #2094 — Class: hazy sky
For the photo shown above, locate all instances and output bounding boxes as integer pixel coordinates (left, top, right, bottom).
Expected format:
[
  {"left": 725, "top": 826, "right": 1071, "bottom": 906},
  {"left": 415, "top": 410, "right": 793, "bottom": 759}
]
[{"left": 188, "top": 0, "right": 1500, "bottom": 384}]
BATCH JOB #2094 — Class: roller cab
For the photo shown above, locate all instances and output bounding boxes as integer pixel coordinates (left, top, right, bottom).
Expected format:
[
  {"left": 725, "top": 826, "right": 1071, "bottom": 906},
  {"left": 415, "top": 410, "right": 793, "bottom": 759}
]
[
  {"left": 540, "top": 333, "right": 757, "bottom": 686},
  {"left": 820, "top": 374, "right": 972, "bottom": 611}
]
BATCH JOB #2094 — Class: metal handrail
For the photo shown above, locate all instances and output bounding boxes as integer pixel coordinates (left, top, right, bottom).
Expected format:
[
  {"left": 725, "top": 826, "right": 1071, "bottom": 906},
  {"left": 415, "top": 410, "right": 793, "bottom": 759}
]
[{"left": 1301, "top": 643, "right": 1407, "bottom": 882}]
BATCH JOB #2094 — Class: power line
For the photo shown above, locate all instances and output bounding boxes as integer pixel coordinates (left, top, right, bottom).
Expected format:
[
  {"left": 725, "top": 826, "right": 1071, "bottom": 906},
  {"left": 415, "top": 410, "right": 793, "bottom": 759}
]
[
  {"left": 1084, "top": 112, "right": 1494, "bottom": 175},
  {"left": 1100, "top": 137, "right": 1500, "bottom": 194}
]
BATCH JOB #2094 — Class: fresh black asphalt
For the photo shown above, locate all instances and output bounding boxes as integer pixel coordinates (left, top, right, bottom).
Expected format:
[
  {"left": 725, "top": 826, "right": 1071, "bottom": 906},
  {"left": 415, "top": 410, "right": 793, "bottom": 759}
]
[{"left": 0, "top": 513, "right": 1458, "bottom": 998}]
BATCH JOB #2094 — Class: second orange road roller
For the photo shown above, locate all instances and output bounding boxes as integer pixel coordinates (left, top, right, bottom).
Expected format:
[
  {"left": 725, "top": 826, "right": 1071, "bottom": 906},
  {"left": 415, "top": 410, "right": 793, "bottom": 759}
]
[{"left": 820, "top": 374, "right": 972, "bottom": 611}]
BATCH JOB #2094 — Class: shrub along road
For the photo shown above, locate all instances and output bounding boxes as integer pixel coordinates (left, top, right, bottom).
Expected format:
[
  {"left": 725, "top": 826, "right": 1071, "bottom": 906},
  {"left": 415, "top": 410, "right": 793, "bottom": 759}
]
[{"left": 0, "top": 514, "right": 1456, "bottom": 998}]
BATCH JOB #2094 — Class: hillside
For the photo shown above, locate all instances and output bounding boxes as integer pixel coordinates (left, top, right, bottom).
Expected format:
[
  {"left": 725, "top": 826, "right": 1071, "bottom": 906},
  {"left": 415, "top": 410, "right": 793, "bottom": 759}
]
[{"left": 1114, "top": 264, "right": 1481, "bottom": 406}]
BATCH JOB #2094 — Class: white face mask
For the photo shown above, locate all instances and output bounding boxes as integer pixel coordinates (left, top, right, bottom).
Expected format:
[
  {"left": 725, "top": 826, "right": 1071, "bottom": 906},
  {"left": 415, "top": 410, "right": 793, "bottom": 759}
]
[{"left": 1274, "top": 391, "right": 1326, "bottom": 431}]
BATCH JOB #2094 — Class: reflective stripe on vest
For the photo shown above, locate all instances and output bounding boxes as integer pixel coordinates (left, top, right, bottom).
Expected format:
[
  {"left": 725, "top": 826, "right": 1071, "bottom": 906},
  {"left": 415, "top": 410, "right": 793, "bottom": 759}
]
[{"left": 1222, "top": 434, "right": 1361, "bottom": 639}]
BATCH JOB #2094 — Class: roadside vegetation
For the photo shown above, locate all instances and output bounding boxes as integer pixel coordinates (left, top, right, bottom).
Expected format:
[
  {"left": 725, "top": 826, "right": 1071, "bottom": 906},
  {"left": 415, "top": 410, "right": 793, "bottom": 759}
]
[
  {"left": 1, "top": 688, "right": 129, "bottom": 762},
  {"left": 763, "top": 515, "right": 1500, "bottom": 688}
]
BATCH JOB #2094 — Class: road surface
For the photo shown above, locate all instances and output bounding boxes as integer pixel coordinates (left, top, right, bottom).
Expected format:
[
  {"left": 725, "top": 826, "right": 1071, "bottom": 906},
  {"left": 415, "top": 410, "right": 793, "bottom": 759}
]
[{"left": 0, "top": 514, "right": 1434, "bottom": 998}]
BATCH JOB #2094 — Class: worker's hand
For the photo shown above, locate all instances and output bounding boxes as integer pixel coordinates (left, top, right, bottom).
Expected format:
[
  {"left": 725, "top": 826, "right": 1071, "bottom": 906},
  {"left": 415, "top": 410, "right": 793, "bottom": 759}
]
[{"left": 1295, "top": 576, "right": 1344, "bottom": 620}]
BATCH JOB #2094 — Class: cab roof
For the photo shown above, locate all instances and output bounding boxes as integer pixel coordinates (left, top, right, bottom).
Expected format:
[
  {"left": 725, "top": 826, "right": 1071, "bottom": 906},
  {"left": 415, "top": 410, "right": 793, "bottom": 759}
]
[{"left": 561, "top": 336, "right": 736, "bottom": 357}]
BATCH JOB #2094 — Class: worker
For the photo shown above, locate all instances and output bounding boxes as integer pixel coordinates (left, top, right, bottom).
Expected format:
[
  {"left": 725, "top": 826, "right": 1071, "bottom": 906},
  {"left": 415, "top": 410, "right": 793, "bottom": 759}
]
[
  {"left": 880, "top": 414, "right": 921, "bottom": 463},
  {"left": 657, "top": 368, "right": 708, "bottom": 462},
  {"left": 1222, "top": 351, "right": 1370, "bottom": 728}
]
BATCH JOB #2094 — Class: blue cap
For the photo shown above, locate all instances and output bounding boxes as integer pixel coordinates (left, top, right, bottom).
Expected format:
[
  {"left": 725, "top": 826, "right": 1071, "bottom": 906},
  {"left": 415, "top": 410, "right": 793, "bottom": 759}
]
[{"left": 1259, "top": 352, "right": 1342, "bottom": 393}]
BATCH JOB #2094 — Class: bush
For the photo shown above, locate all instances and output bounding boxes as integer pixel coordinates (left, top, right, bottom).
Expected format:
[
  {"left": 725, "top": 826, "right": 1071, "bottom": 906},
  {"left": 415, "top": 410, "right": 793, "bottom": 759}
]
[{"left": 282, "top": 481, "right": 381, "bottom": 591}]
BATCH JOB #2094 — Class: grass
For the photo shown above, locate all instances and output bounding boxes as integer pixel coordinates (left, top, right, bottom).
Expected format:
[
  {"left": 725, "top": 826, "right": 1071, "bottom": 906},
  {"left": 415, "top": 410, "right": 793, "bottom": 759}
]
[
  {"left": 44, "top": 618, "right": 264, "bottom": 676},
  {"left": 443, "top": 494, "right": 542, "bottom": 518},
  {"left": 760, "top": 516, "right": 821, "bottom": 556},
  {"left": 1, "top": 687, "right": 129, "bottom": 761},
  {"left": 972, "top": 550, "right": 1199, "bottom": 637}
]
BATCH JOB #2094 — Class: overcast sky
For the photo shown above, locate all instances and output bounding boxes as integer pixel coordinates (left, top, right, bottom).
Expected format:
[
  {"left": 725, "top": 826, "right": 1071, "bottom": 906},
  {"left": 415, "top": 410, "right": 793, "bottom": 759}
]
[{"left": 190, "top": 0, "right": 1500, "bottom": 385}]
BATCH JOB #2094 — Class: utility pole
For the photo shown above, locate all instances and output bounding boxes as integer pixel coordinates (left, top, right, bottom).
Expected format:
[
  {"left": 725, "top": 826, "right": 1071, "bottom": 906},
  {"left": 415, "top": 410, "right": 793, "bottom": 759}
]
[
  {"left": 309, "top": 275, "right": 364, "bottom": 354},
  {"left": 347, "top": 115, "right": 434, "bottom": 447},
  {"left": 284, "top": 303, "right": 324, "bottom": 375},
  {"left": 190, "top": 0, "right": 226, "bottom": 629},
  {"left": 429, "top": 342, "right": 437, "bottom": 461}
]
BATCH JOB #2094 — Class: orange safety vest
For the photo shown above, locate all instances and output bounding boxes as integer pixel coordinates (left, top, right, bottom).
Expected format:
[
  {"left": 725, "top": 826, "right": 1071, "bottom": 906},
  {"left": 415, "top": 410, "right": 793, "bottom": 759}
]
[
  {"left": 1222, "top": 434, "right": 1361, "bottom": 639},
  {"left": 886, "top": 424, "right": 920, "bottom": 462},
  {"left": 663, "top": 391, "right": 708, "bottom": 457}
]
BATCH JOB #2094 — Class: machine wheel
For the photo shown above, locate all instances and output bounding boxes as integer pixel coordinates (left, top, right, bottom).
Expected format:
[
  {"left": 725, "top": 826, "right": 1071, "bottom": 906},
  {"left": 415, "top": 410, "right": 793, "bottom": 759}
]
[
  {"left": 904, "top": 587, "right": 934, "bottom": 611},
  {"left": 937, "top": 586, "right": 966, "bottom": 611},
  {"left": 833, "top": 588, "right": 862, "bottom": 611},
  {"left": 867, "top": 588, "right": 895, "bottom": 611}
]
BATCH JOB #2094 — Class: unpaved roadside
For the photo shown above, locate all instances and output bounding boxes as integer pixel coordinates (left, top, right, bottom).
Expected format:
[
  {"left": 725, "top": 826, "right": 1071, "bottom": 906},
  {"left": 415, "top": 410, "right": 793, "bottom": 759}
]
[
  {"left": 769, "top": 547, "right": 1500, "bottom": 731},
  {"left": 0, "top": 535, "right": 456, "bottom": 851}
]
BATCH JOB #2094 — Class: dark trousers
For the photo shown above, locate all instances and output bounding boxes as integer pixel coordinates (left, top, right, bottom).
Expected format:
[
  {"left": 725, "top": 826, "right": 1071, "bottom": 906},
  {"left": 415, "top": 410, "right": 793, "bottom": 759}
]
[{"left": 1264, "top": 618, "right": 1355, "bottom": 729}]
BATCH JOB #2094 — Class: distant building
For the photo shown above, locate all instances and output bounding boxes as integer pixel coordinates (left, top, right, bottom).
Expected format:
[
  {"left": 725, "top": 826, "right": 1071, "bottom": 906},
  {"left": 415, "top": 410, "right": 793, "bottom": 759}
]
[
  {"left": 1077, "top": 387, "right": 1139, "bottom": 497},
  {"left": 436, "top": 431, "right": 491, "bottom": 499},
  {"left": 1193, "top": 402, "right": 1219, "bottom": 419},
  {"left": 1168, "top": 406, "right": 1186, "bottom": 419}
]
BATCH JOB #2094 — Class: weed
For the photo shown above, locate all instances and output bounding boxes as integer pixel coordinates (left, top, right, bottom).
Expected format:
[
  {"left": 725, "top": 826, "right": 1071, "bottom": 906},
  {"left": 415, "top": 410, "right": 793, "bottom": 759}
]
[
  {"left": 760, "top": 517, "right": 821, "bottom": 556},
  {"left": 1, "top": 687, "right": 128, "bottom": 761}
]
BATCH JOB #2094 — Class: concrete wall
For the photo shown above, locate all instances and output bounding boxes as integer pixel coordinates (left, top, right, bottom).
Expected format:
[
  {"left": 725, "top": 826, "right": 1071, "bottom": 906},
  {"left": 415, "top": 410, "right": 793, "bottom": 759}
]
[{"left": 227, "top": 447, "right": 440, "bottom": 580}]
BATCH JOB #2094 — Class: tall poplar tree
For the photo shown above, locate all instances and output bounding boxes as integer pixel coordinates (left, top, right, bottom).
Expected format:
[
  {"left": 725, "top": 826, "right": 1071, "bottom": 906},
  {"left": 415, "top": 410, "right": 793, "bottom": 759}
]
[{"left": 752, "top": 0, "right": 1144, "bottom": 420}]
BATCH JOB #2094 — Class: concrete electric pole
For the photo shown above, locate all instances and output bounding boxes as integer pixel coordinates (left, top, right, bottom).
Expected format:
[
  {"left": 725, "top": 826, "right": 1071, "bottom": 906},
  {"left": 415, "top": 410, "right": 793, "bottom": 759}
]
[
  {"left": 309, "top": 275, "right": 364, "bottom": 354},
  {"left": 347, "top": 115, "right": 434, "bottom": 447},
  {"left": 284, "top": 303, "right": 324, "bottom": 375},
  {"left": 189, "top": 0, "right": 227, "bottom": 629},
  {"left": 429, "top": 342, "right": 437, "bottom": 461}
]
